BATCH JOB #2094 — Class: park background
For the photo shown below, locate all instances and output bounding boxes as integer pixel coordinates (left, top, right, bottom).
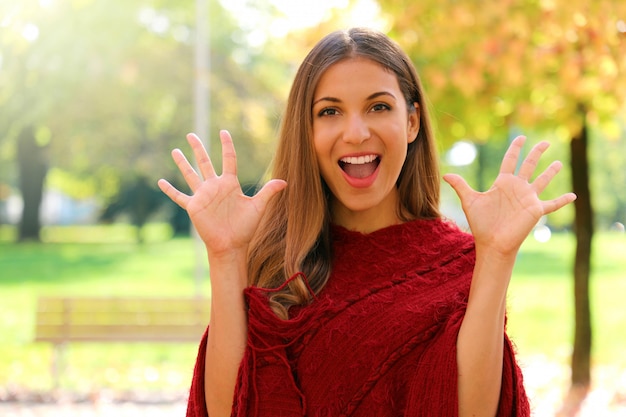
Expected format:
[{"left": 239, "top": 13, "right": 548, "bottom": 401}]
[{"left": 1, "top": 0, "right": 625, "bottom": 415}]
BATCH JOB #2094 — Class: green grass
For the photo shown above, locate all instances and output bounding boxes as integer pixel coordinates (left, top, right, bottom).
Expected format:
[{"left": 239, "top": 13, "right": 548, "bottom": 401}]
[
  {"left": 507, "top": 231, "right": 626, "bottom": 369},
  {"left": 0, "top": 223, "right": 211, "bottom": 392},
  {"left": 0, "top": 224, "right": 625, "bottom": 394}
]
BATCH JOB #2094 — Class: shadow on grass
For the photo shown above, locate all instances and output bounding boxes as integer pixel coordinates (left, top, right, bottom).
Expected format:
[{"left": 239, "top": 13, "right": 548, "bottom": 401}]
[
  {"left": 0, "top": 223, "right": 199, "bottom": 288},
  {"left": 0, "top": 242, "right": 138, "bottom": 287}
]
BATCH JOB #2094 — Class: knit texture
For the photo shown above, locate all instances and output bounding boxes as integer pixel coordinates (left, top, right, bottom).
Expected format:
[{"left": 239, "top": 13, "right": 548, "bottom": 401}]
[{"left": 186, "top": 218, "right": 530, "bottom": 417}]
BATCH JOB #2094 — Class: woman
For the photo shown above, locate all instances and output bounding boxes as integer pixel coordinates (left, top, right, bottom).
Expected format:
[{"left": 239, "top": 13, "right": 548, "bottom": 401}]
[{"left": 159, "top": 28, "right": 575, "bottom": 417}]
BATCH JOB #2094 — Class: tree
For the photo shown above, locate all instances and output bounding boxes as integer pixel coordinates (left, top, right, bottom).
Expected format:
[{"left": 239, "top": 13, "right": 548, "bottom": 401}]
[
  {"left": 16, "top": 126, "right": 48, "bottom": 240},
  {"left": 0, "top": 0, "right": 147, "bottom": 240},
  {"left": 377, "top": 0, "right": 626, "bottom": 407},
  {"left": 0, "top": 0, "right": 289, "bottom": 240}
]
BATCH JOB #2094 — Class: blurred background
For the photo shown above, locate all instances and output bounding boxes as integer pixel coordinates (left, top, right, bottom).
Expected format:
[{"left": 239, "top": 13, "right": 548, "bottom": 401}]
[{"left": 1, "top": 0, "right": 625, "bottom": 415}]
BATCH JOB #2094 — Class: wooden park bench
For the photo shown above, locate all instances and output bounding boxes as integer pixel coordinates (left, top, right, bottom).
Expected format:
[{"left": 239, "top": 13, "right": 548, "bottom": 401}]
[{"left": 35, "top": 296, "right": 210, "bottom": 386}]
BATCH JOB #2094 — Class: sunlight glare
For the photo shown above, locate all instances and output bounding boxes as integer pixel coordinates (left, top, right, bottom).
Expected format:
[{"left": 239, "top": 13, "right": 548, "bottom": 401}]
[
  {"left": 446, "top": 141, "right": 477, "bottom": 166},
  {"left": 22, "top": 23, "right": 40, "bottom": 42},
  {"left": 221, "top": 0, "right": 384, "bottom": 43},
  {"left": 533, "top": 225, "right": 552, "bottom": 243},
  {"left": 271, "top": 0, "right": 383, "bottom": 36},
  {"left": 138, "top": 7, "right": 171, "bottom": 35}
]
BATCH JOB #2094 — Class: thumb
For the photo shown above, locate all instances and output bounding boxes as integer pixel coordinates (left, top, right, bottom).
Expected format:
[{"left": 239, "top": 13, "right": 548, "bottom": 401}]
[
  {"left": 253, "top": 179, "right": 287, "bottom": 208},
  {"left": 442, "top": 173, "right": 473, "bottom": 201}
]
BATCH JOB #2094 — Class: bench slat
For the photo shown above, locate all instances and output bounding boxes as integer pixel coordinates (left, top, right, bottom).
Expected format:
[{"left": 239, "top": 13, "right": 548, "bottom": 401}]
[
  {"left": 35, "top": 297, "right": 210, "bottom": 344},
  {"left": 35, "top": 324, "right": 206, "bottom": 342}
]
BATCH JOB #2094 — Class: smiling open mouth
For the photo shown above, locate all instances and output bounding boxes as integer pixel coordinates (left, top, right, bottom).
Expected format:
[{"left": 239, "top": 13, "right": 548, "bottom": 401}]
[{"left": 339, "top": 155, "right": 380, "bottom": 179}]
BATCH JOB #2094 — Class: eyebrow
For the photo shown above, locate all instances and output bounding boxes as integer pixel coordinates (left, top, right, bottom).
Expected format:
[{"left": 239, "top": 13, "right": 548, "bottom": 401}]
[{"left": 312, "top": 91, "right": 398, "bottom": 107}]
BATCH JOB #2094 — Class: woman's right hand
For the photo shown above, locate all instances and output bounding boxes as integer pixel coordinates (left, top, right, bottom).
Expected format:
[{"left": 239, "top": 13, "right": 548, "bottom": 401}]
[
  {"left": 159, "top": 131, "right": 273, "bottom": 416},
  {"left": 158, "top": 130, "right": 287, "bottom": 261}
]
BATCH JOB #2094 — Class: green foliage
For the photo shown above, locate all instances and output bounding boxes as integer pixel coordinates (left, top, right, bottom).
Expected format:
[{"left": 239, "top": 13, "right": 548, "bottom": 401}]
[
  {"left": 380, "top": 0, "right": 626, "bottom": 143},
  {"left": 46, "top": 168, "right": 98, "bottom": 200},
  {"left": 373, "top": 0, "right": 626, "bottom": 229},
  {"left": 3, "top": 1, "right": 624, "bottom": 230},
  {"left": 0, "top": 0, "right": 290, "bottom": 207}
]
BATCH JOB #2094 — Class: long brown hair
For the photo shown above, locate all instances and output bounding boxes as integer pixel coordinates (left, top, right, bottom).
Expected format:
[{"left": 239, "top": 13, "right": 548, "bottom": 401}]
[{"left": 247, "top": 28, "right": 441, "bottom": 319}]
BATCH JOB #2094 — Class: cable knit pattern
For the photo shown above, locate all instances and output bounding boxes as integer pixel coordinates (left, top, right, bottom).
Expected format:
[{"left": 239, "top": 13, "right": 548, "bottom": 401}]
[{"left": 186, "top": 218, "right": 530, "bottom": 417}]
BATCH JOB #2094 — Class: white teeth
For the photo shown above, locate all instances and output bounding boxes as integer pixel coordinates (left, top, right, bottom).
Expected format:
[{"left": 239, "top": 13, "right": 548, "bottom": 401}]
[{"left": 340, "top": 155, "right": 378, "bottom": 165}]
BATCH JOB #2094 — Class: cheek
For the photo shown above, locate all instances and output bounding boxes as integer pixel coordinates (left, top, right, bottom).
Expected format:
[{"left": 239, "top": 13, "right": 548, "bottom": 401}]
[
  {"left": 312, "top": 137, "right": 336, "bottom": 182},
  {"left": 312, "top": 140, "right": 329, "bottom": 182},
  {"left": 312, "top": 136, "right": 323, "bottom": 164},
  {"left": 312, "top": 128, "right": 334, "bottom": 161}
]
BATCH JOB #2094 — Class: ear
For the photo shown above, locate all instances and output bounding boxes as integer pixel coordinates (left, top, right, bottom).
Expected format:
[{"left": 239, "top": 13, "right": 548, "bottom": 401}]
[{"left": 407, "top": 102, "right": 420, "bottom": 144}]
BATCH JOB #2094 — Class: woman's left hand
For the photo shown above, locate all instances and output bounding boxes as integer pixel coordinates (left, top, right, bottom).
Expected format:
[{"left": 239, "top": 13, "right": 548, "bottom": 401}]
[{"left": 443, "top": 135, "right": 576, "bottom": 258}]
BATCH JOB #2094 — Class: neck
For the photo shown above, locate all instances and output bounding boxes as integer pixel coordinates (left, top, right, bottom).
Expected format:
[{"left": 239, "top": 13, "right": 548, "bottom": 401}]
[{"left": 330, "top": 202, "right": 403, "bottom": 234}]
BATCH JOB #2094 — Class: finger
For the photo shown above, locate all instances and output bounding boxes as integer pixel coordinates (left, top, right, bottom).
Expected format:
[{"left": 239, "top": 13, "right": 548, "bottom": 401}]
[
  {"left": 157, "top": 178, "right": 191, "bottom": 209},
  {"left": 443, "top": 173, "right": 474, "bottom": 202},
  {"left": 532, "top": 160, "right": 562, "bottom": 194},
  {"left": 252, "top": 179, "right": 287, "bottom": 210},
  {"left": 171, "top": 148, "right": 203, "bottom": 192},
  {"left": 517, "top": 141, "right": 550, "bottom": 181},
  {"left": 187, "top": 133, "right": 216, "bottom": 180},
  {"left": 499, "top": 135, "right": 526, "bottom": 175},
  {"left": 542, "top": 192, "right": 577, "bottom": 215},
  {"left": 220, "top": 130, "right": 238, "bottom": 176}
]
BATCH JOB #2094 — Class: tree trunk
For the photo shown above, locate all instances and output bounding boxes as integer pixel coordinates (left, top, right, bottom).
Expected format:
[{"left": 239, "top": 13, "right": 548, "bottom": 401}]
[
  {"left": 475, "top": 142, "right": 486, "bottom": 192},
  {"left": 569, "top": 110, "right": 593, "bottom": 390},
  {"left": 17, "top": 127, "right": 48, "bottom": 242}
]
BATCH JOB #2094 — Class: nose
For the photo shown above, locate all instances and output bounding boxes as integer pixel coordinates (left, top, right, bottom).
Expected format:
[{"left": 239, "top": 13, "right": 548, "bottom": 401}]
[{"left": 342, "top": 114, "right": 370, "bottom": 144}]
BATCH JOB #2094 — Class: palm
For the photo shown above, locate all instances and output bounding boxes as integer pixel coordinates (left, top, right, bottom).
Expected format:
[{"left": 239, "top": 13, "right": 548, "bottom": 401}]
[
  {"left": 458, "top": 173, "right": 546, "bottom": 255},
  {"left": 184, "top": 173, "right": 260, "bottom": 254},
  {"left": 158, "top": 131, "right": 286, "bottom": 258},
  {"left": 444, "top": 136, "right": 576, "bottom": 257}
]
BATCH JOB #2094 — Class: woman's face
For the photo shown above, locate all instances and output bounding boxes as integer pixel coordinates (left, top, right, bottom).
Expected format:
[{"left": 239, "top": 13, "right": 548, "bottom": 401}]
[{"left": 312, "top": 57, "right": 420, "bottom": 232}]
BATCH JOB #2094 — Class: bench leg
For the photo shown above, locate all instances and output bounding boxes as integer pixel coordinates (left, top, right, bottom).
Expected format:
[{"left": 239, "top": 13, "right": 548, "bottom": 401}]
[{"left": 51, "top": 343, "right": 67, "bottom": 389}]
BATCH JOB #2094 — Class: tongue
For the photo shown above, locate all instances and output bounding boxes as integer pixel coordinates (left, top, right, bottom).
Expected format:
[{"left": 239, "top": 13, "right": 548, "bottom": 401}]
[{"left": 342, "top": 161, "right": 377, "bottom": 179}]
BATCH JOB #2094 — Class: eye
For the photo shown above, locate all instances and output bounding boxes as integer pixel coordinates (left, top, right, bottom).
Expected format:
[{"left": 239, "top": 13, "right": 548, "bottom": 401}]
[
  {"left": 371, "top": 103, "right": 391, "bottom": 112},
  {"left": 317, "top": 107, "right": 339, "bottom": 117}
]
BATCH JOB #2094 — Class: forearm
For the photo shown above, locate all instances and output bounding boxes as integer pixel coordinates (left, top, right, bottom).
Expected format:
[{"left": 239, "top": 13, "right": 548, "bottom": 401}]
[
  {"left": 457, "top": 252, "right": 515, "bottom": 417},
  {"left": 204, "top": 250, "right": 248, "bottom": 417}
]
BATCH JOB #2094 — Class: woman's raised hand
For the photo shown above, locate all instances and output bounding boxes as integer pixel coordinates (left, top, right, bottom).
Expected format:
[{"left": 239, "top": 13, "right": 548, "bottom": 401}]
[
  {"left": 443, "top": 135, "right": 576, "bottom": 258},
  {"left": 158, "top": 130, "right": 287, "bottom": 260}
]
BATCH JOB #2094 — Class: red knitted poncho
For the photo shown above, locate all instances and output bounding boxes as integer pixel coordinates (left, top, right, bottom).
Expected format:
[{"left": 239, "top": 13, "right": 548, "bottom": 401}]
[{"left": 186, "top": 218, "right": 530, "bottom": 417}]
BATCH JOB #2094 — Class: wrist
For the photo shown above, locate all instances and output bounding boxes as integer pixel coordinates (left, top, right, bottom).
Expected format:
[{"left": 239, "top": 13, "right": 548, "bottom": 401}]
[
  {"left": 474, "top": 240, "right": 520, "bottom": 265},
  {"left": 469, "top": 247, "right": 517, "bottom": 305},
  {"left": 206, "top": 241, "right": 249, "bottom": 264},
  {"left": 206, "top": 248, "right": 249, "bottom": 291}
]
